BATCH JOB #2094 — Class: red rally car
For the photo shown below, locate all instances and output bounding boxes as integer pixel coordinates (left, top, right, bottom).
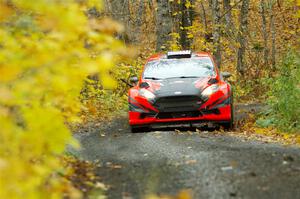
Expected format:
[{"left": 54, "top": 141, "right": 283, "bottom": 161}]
[{"left": 128, "top": 51, "right": 233, "bottom": 133}]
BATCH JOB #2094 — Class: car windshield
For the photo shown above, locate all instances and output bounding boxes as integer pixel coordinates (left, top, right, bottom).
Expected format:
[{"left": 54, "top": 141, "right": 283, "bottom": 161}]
[{"left": 143, "top": 57, "right": 215, "bottom": 79}]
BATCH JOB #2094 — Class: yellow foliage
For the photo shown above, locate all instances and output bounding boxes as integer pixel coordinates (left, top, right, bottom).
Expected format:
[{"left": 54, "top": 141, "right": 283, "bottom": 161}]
[
  {"left": 168, "top": 32, "right": 181, "bottom": 51},
  {"left": 145, "top": 189, "right": 192, "bottom": 199},
  {"left": 185, "top": 1, "right": 192, "bottom": 9},
  {"left": 0, "top": 0, "right": 125, "bottom": 198}
]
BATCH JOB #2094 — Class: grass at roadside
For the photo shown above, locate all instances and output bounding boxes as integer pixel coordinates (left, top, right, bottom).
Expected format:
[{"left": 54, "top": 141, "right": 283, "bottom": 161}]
[
  {"left": 232, "top": 110, "right": 300, "bottom": 146},
  {"left": 256, "top": 51, "right": 299, "bottom": 133}
]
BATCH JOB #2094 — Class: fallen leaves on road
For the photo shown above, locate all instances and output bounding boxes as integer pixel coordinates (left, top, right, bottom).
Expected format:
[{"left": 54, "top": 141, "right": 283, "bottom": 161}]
[
  {"left": 111, "top": 164, "right": 122, "bottom": 169},
  {"left": 221, "top": 166, "right": 233, "bottom": 171},
  {"left": 145, "top": 189, "right": 192, "bottom": 199},
  {"left": 95, "top": 182, "right": 108, "bottom": 190},
  {"left": 227, "top": 126, "right": 300, "bottom": 146},
  {"left": 62, "top": 156, "right": 106, "bottom": 197},
  {"left": 185, "top": 159, "right": 197, "bottom": 165},
  {"left": 224, "top": 112, "right": 300, "bottom": 146},
  {"left": 106, "top": 162, "right": 123, "bottom": 169}
]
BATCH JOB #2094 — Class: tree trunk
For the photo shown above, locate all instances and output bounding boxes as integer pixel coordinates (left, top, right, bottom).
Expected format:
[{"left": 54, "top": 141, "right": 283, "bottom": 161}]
[
  {"left": 223, "top": 0, "right": 235, "bottom": 33},
  {"left": 179, "top": 0, "right": 194, "bottom": 49},
  {"left": 270, "top": 3, "right": 276, "bottom": 70},
  {"left": 136, "top": 0, "right": 145, "bottom": 42},
  {"left": 137, "top": 0, "right": 145, "bottom": 27},
  {"left": 200, "top": 2, "right": 208, "bottom": 33},
  {"left": 212, "top": 0, "right": 222, "bottom": 69},
  {"left": 156, "top": 0, "right": 173, "bottom": 51},
  {"left": 105, "top": 0, "right": 132, "bottom": 43},
  {"left": 148, "top": 0, "right": 153, "bottom": 9},
  {"left": 237, "top": 0, "right": 250, "bottom": 75},
  {"left": 260, "top": 0, "right": 269, "bottom": 66}
]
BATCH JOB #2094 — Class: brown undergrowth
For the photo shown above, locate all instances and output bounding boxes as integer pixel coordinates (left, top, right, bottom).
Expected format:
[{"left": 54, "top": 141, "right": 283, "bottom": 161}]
[
  {"left": 62, "top": 156, "right": 107, "bottom": 198},
  {"left": 230, "top": 113, "right": 300, "bottom": 146}
]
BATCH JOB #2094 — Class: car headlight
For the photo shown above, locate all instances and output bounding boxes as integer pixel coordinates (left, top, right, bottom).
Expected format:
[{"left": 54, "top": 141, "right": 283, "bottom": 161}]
[
  {"left": 139, "top": 89, "right": 155, "bottom": 101},
  {"left": 202, "top": 84, "right": 219, "bottom": 96}
]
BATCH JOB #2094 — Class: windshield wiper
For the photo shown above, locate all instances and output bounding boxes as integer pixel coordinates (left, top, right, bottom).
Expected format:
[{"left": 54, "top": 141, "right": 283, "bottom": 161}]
[
  {"left": 144, "top": 77, "right": 162, "bottom": 80},
  {"left": 179, "top": 76, "right": 201, "bottom": 78},
  {"left": 166, "top": 76, "right": 201, "bottom": 79}
]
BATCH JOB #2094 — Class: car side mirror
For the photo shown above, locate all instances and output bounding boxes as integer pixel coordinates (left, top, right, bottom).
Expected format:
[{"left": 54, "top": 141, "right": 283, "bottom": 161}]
[
  {"left": 221, "top": 72, "right": 231, "bottom": 79},
  {"left": 139, "top": 82, "right": 150, "bottom": 88},
  {"left": 129, "top": 76, "right": 139, "bottom": 84}
]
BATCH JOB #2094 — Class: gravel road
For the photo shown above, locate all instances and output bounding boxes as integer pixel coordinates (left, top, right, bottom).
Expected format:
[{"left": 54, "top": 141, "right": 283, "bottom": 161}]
[{"left": 73, "top": 104, "right": 300, "bottom": 199}]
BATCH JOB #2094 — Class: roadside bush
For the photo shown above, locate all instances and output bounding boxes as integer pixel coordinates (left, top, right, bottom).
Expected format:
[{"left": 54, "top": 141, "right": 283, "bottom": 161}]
[
  {"left": 0, "top": 1, "right": 125, "bottom": 198},
  {"left": 78, "top": 59, "right": 142, "bottom": 123},
  {"left": 257, "top": 51, "right": 300, "bottom": 132},
  {"left": 80, "top": 78, "right": 128, "bottom": 123}
]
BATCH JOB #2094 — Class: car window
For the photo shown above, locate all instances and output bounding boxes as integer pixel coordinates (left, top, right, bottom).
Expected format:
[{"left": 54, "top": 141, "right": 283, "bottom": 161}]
[{"left": 143, "top": 57, "right": 215, "bottom": 79}]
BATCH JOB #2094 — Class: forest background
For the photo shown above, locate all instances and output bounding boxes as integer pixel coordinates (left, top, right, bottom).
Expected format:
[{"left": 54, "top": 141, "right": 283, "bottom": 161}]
[{"left": 0, "top": 0, "right": 299, "bottom": 198}]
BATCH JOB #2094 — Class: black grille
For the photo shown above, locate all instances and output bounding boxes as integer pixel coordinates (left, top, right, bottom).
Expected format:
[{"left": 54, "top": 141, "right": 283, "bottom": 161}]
[
  {"left": 140, "top": 112, "right": 157, "bottom": 119},
  {"left": 154, "top": 95, "right": 202, "bottom": 112},
  {"left": 157, "top": 111, "right": 201, "bottom": 119}
]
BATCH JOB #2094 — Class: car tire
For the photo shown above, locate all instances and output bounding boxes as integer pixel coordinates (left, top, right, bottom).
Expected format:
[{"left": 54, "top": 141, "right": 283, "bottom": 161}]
[
  {"left": 130, "top": 126, "right": 149, "bottom": 133},
  {"left": 223, "top": 92, "right": 234, "bottom": 130}
]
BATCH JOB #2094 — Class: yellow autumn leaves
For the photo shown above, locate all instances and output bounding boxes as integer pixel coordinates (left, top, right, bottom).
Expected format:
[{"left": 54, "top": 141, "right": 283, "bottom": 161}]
[{"left": 0, "top": 0, "right": 126, "bottom": 198}]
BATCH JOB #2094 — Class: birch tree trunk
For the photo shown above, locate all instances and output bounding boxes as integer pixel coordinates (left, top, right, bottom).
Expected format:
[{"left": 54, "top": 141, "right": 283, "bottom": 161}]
[
  {"left": 156, "top": 0, "right": 173, "bottom": 51},
  {"left": 237, "top": 0, "right": 250, "bottom": 75}
]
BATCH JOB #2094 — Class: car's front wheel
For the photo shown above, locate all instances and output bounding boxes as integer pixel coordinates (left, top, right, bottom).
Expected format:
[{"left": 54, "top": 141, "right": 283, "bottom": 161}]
[
  {"left": 130, "top": 126, "right": 149, "bottom": 133},
  {"left": 222, "top": 93, "right": 234, "bottom": 130},
  {"left": 222, "top": 119, "right": 233, "bottom": 130}
]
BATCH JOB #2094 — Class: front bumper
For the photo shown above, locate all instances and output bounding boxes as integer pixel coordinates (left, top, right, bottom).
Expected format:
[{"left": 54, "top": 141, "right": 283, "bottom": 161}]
[{"left": 129, "top": 105, "right": 231, "bottom": 126}]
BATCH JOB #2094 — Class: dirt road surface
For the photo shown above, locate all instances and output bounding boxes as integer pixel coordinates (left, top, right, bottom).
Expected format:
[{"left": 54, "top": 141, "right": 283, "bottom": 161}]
[{"left": 72, "top": 104, "right": 300, "bottom": 199}]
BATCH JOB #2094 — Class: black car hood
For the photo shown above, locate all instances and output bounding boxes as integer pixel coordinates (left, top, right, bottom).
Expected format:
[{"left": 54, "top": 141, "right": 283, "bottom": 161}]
[{"left": 153, "top": 77, "right": 205, "bottom": 98}]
